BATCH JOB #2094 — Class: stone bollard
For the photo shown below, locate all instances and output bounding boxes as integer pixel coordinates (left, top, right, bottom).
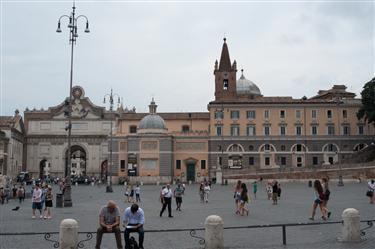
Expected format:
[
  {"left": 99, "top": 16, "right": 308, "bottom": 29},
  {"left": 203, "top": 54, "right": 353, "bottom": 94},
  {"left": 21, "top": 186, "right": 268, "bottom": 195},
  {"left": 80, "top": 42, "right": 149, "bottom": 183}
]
[
  {"left": 59, "top": 219, "right": 79, "bottom": 249},
  {"left": 341, "top": 208, "right": 361, "bottom": 242},
  {"left": 205, "top": 215, "right": 224, "bottom": 249}
]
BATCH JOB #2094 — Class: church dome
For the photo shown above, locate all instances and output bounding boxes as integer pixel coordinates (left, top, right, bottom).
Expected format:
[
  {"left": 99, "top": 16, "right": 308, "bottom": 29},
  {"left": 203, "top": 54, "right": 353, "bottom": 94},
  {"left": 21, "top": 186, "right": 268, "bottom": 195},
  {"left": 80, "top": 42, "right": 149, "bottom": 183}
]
[
  {"left": 138, "top": 98, "right": 167, "bottom": 134},
  {"left": 236, "top": 70, "right": 261, "bottom": 96},
  {"left": 139, "top": 114, "right": 166, "bottom": 130}
]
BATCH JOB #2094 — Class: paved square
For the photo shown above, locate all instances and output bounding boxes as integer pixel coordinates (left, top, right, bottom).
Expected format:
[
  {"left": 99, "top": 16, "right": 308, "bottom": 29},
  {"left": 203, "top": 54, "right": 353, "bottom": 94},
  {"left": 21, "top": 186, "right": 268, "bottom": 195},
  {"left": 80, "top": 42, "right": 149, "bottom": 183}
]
[{"left": 0, "top": 181, "right": 374, "bottom": 248}]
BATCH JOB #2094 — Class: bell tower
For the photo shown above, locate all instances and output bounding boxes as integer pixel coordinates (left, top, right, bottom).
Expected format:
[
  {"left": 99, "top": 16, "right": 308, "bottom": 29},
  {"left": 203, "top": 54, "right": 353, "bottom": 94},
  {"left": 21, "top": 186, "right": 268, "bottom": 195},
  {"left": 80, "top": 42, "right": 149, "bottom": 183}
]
[{"left": 214, "top": 38, "right": 237, "bottom": 101}]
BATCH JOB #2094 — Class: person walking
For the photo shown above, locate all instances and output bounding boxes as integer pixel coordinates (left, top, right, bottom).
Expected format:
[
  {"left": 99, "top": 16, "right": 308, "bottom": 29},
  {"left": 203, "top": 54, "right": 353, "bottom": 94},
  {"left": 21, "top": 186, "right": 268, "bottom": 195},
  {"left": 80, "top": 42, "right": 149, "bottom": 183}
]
[
  {"left": 95, "top": 200, "right": 123, "bottom": 249},
  {"left": 174, "top": 183, "right": 184, "bottom": 211},
  {"left": 234, "top": 180, "right": 242, "bottom": 214},
  {"left": 322, "top": 178, "right": 331, "bottom": 218},
  {"left": 272, "top": 181, "right": 278, "bottom": 205},
  {"left": 367, "top": 179, "right": 375, "bottom": 204},
  {"left": 199, "top": 183, "right": 205, "bottom": 203},
  {"left": 266, "top": 182, "right": 273, "bottom": 200},
  {"left": 129, "top": 185, "right": 135, "bottom": 203},
  {"left": 43, "top": 186, "right": 53, "bottom": 219},
  {"left": 309, "top": 180, "right": 327, "bottom": 220},
  {"left": 239, "top": 183, "right": 249, "bottom": 216},
  {"left": 135, "top": 184, "right": 141, "bottom": 203},
  {"left": 31, "top": 183, "right": 43, "bottom": 219},
  {"left": 160, "top": 184, "right": 173, "bottom": 217},
  {"left": 123, "top": 203, "right": 145, "bottom": 249},
  {"left": 17, "top": 185, "right": 25, "bottom": 204},
  {"left": 203, "top": 182, "right": 211, "bottom": 203},
  {"left": 252, "top": 181, "right": 258, "bottom": 199}
]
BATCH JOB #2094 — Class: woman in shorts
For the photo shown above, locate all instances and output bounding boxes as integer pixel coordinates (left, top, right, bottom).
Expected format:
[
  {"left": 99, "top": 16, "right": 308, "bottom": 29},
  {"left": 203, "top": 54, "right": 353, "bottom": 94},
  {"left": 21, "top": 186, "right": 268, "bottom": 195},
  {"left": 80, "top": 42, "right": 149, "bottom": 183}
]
[
  {"left": 239, "top": 183, "right": 249, "bottom": 216},
  {"left": 234, "top": 180, "right": 242, "bottom": 214},
  {"left": 309, "top": 180, "right": 327, "bottom": 220},
  {"left": 43, "top": 186, "right": 53, "bottom": 219}
]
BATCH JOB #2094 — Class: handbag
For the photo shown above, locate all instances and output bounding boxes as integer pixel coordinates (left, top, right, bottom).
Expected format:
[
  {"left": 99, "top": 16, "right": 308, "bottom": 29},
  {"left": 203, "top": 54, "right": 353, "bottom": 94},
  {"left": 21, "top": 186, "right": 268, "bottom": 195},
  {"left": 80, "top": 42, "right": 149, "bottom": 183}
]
[{"left": 366, "top": 190, "right": 373, "bottom": 197}]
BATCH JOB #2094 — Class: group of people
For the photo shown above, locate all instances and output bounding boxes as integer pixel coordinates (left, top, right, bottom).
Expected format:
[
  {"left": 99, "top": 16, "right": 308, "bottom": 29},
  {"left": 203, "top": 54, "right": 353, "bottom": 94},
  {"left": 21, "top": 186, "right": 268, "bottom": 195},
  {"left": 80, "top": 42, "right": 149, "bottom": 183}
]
[
  {"left": 31, "top": 183, "right": 53, "bottom": 219},
  {"left": 0, "top": 184, "right": 26, "bottom": 204},
  {"left": 199, "top": 181, "right": 211, "bottom": 203},
  {"left": 266, "top": 181, "right": 282, "bottom": 204},
  {"left": 124, "top": 184, "right": 141, "bottom": 203},
  {"left": 96, "top": 201, "right": 145, "bottom": 249}
]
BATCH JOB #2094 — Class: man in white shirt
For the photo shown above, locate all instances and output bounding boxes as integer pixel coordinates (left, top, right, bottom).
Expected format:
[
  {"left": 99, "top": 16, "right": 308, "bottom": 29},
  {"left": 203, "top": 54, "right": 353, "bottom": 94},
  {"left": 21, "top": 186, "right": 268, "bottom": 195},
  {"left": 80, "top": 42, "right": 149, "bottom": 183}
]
[
  {"left": 31, "top": 183, "right": 43, "bottom": 219},
  {"left": 160, "top": 184, "right": 173, "bottom": 217},
  {"left": 123, "top": 203, "right": 145, "bottom": 249}
]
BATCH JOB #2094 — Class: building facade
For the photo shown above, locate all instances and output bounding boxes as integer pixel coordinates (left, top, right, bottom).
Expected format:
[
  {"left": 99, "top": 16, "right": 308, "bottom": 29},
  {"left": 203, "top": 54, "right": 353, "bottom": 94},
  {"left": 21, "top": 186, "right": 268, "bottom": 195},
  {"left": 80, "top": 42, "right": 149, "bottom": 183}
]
[
  {"left": 114, "top": 99, "right": 210, "bottom": 183},
  {"left": 24, "top": 86, "right": 118, "bottom": 179},
  {"left": 0, "top": 110, "right": 25, "bottom": 178},
  {"left": 207, "top": 39, "right": 375, "bottom": 179}
]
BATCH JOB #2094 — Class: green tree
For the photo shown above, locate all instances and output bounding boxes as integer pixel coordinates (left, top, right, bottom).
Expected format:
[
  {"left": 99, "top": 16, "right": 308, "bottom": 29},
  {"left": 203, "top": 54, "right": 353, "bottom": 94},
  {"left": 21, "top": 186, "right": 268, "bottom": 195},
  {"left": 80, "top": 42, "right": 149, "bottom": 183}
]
[{"left": 357, "top": 77, "right": 375, "bottom": 126}]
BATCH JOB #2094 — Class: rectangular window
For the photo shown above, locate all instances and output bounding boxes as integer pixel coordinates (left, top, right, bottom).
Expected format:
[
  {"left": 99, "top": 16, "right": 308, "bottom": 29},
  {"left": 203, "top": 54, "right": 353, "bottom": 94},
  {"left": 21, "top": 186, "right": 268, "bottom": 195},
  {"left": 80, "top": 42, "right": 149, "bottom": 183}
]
[
  {"left": 265, "top": 144, "right": 270, "bottom": 151},
  {"left": 201, "top": 160, "right": 206, "bottom": 170},
  {"left": 296, "top": 110, "right": 301, "bottom": 119},
  {"left": 296, "top": 126, "right": 302, "bottom": 135},
  {"left": 343, "top": 125, "right": 350, "bottom": 135},
  {"left": 216, "top": 125, "right": 222, "bottom": 136},
  {"left": 129, "top": 125, "right": 137, "bottom": 133},
  {"left": 313, "top": 156, "right": 318, "bottom": 165},
  {"left": 120, "top": 160, "right": 126, "bottom": 172},
  {"left": 231, "top": 110, "right": 240, "bottom": 119},
  {"left": 223, "top": 79, "right": 229, "bottom": 90},
  {"left": 311, "top": 126, "right": 318, "bottom": 135},
  {"left": 312, "top": 110, "right": 317, "bottom": 119},
  {"left": 264, "top": 125, "right": 270, "bottom": 136},
  {"left": 327, "top": 110, "right": 332, "bottom": 119},
  {"left": 265, "top": 157, "right": 270, "bottom": 166},
  {"left": 218, "top": 156, "right": 222, "bottom": 166},
  {"left": 280, "top": 126, "right": 286, "bottom": 135},
  {"left": 230, "top": 125, "right": 240, "bottom": 136},
  {"left": 246, "top": 125, "right": 256, "bottom": 136},
  {"left": 327, "top": 125, "right": 335, "bottom": 135},
  {"left": 249, "top": 157, "right": 254, "bottom": 165},
  {"left": 358, "top": 125, "right": 364, "bottom": 135},
  {"left": 247, "top": 110, "right": 256, "bottom": 119},
  {"left": 176, "top": 160, "right": 181, "bottom": 170},
  {"left": 280, "top": 110, "right": 285, "bottom": 119},
  {"left": 264, "top": 110, "right": 270, "bottom": 119},
  {"left": 182, "top": 125, "right": 190, "bottom": 133},
  {"left": 343, "top": 110, "right": 347, "bottom": 119},
  {"left": 280, "top": 157, "right": 286, "bottom": 166},
  {"left": 214, "top": 110, "right": 224, "bottom": 119}
]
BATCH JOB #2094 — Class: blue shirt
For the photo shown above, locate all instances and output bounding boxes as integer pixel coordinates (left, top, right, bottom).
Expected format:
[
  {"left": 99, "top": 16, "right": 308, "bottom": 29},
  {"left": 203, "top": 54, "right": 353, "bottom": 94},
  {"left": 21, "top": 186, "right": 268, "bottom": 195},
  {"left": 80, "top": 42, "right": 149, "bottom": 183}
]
[{"left": 123, "top": 207, "right": 145, "bottom": 225}]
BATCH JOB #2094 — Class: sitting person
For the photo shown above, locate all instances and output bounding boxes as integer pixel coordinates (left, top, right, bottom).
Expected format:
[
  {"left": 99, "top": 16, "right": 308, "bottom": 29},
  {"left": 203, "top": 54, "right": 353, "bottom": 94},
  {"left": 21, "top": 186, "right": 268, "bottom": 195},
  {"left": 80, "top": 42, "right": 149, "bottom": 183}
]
[
  {"left": 95, "top": 200, "right": 123, "bottom": 249},
  {"left": 123, "top": 203, "right": 145, "bottom": 249}
]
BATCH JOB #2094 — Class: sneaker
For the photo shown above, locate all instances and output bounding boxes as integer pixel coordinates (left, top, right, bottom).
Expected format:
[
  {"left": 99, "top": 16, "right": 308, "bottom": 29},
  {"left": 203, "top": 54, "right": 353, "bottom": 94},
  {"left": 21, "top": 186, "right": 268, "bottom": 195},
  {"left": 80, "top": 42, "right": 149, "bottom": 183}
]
[
  {"left": 47, "top": 216, "right": 52, "bottom": 219},
  {"left": 309, "top": 217, "right": 314, "bottom": 221},
  {"left": 32, "top": 216, "right": 36, "bottom": 219},
  {"left": 328, "top": 212, "right": 331, "bottom": 218},
  {"left": 44, "top": 216, "right": 47, "bottom": 219},
  {"left": 168, "top": 215, "right": 173, "bottom": 218},
  {"left": 39, "top": 215, "right": 43, "bottom": 219},
  {"left": 321, "top": 216, "right": 327, "bottom": 220}
]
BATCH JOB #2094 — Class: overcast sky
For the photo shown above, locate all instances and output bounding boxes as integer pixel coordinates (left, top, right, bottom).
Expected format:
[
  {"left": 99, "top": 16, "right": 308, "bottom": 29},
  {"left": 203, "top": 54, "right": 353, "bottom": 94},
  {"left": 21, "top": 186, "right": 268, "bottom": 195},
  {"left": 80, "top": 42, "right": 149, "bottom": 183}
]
[{"left": 1, "top": 1, "right": 374, "bottom": 116}]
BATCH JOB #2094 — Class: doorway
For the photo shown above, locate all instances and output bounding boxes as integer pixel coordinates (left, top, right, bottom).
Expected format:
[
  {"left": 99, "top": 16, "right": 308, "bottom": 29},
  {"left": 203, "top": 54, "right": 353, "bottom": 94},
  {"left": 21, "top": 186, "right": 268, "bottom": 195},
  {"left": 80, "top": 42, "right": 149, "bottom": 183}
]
[{"left": 186, "top": 163, "right": 195, "bottom": 182}]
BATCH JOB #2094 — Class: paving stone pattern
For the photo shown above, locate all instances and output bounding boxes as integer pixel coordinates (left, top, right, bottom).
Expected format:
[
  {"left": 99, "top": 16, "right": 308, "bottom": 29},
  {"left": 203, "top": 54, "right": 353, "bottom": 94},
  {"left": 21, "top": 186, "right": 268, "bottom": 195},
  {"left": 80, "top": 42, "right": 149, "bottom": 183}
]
[{"left": 0, "top": 182, "right": 374, "bottom": 249}]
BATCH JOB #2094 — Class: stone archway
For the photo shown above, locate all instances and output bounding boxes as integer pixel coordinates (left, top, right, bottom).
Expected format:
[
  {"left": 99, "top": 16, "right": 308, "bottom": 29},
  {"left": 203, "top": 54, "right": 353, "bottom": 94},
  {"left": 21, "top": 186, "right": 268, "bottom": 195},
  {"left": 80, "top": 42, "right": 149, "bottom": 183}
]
[
  {"left": 322, "top": 143, "right": 339, "bottom": 165},
  {"left": 39, "top": 159, "right": 50, "bottom": 179},
  {"left": 259, "top": 143, "right": 278, "bottom": 168},
  {"left": 65, "top": 145, "right": 87, "bottom": 177},
  {"left": 291, "top": 144, "right": 308, "bottom": 167}
]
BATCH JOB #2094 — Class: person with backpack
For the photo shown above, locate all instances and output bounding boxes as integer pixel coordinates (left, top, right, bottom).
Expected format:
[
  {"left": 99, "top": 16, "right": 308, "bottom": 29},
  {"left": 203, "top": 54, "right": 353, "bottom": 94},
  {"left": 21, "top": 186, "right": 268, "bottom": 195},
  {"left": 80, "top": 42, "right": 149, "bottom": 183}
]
[
  {"left": 17, "top": 185, "right": 25, "bottom": 203},
  {"left": 174, "top": 183, "right": 184, "bottom": 211}
]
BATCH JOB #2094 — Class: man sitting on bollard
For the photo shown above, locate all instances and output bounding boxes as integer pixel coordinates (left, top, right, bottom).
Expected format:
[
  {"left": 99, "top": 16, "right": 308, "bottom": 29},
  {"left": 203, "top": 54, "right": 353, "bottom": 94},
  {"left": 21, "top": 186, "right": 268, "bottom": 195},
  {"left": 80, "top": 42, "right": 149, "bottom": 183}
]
[
  {"left": 123, "top": 203, "right": 145, "bottom": 249},
  {"left": 95, "top": 200, "right": 123, "bottom": 249}
]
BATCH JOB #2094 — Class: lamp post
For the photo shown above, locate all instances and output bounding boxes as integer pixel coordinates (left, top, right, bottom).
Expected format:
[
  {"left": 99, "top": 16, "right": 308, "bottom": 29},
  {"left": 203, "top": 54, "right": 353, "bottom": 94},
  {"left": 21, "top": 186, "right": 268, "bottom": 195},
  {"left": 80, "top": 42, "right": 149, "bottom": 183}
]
[
  {"left": 103, "top": 89, "right": 120, "bottom": 193},
  {"left": 336, "top": 98, "right": 344, "bottom": 187},
  {"left": 56, "top": 3, "right": 90, "bottom": 207}
]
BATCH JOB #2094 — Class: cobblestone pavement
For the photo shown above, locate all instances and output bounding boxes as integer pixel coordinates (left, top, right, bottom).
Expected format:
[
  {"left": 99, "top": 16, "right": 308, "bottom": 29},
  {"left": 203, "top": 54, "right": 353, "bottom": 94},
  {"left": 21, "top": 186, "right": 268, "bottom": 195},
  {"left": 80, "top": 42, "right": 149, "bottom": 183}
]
[{"left": 0, "top": 182, "right": 374, "bottom": 249}]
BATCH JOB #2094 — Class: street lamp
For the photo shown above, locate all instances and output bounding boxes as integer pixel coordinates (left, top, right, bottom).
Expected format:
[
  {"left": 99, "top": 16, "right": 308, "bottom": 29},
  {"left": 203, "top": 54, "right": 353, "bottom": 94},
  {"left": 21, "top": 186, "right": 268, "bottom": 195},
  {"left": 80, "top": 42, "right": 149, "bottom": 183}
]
[
  {"left": 56, "top": 3, "right": 90, "bottom": 207},
  {"left": 103, "top": 89, "right": 120, "bottom": 193}
]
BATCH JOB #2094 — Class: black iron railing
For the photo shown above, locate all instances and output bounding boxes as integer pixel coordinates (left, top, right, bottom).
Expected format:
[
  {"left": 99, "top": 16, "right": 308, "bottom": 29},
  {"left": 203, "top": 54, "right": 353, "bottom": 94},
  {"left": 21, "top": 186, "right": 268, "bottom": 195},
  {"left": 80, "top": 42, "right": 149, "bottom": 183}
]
[{"left": 0, "top": 219, "right": 373, "bottom": 248}]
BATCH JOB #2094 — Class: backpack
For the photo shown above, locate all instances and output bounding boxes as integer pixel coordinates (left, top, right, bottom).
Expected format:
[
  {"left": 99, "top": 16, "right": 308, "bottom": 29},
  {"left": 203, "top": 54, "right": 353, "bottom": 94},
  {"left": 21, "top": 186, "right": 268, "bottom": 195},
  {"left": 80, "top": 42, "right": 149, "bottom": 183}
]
[{"left": 129, "top": 236, "right": 139, "bottom": 249}]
